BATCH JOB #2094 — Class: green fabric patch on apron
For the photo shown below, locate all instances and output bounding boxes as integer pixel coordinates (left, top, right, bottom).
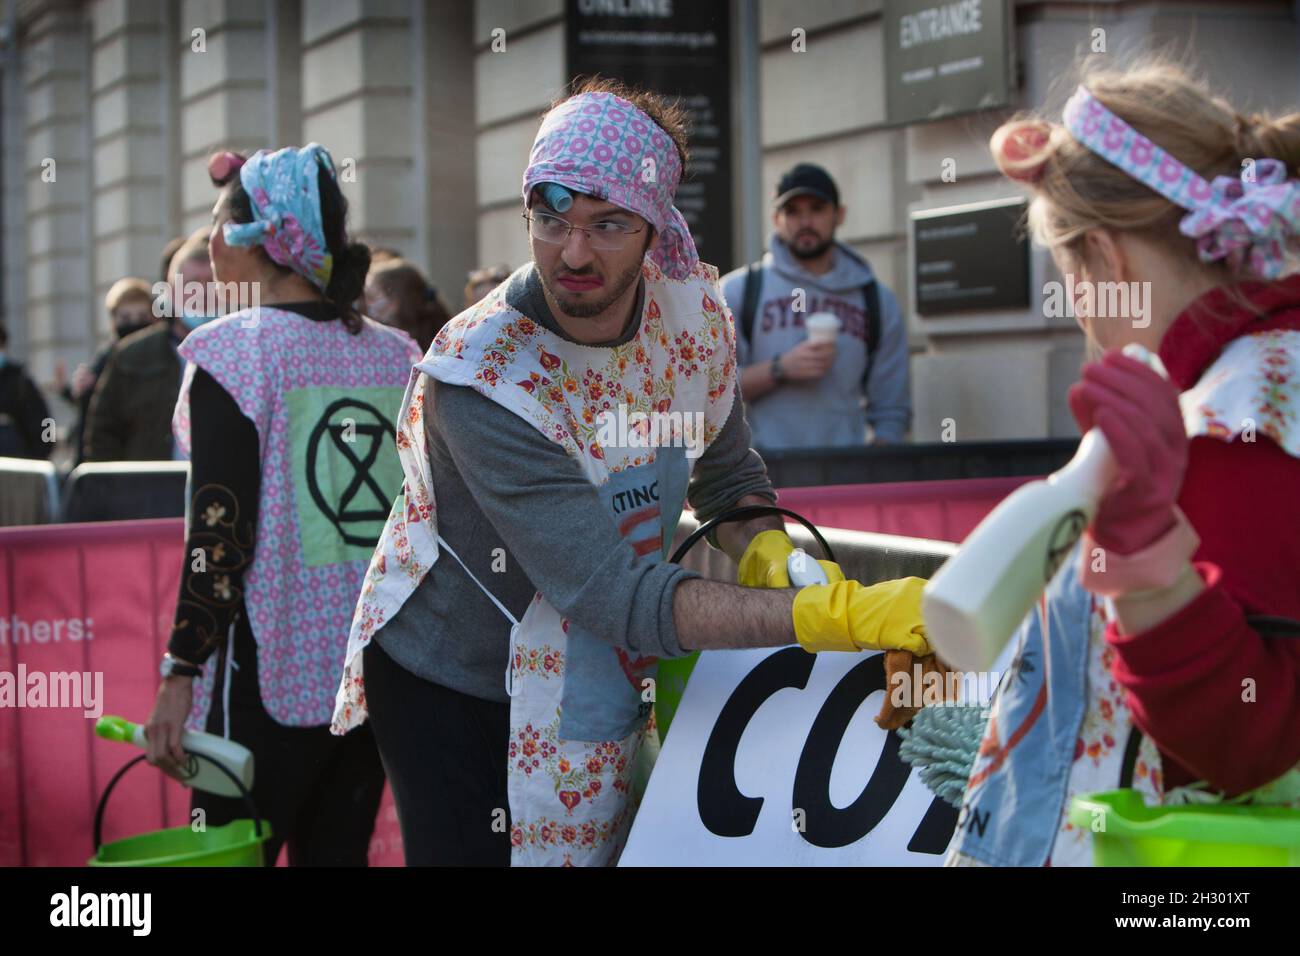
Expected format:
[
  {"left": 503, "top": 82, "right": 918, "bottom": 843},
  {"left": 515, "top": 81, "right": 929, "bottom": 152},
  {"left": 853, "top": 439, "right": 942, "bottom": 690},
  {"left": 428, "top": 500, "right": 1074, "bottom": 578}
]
[{"left": 286, "top": 384, "right": 405, "bottom": 567}]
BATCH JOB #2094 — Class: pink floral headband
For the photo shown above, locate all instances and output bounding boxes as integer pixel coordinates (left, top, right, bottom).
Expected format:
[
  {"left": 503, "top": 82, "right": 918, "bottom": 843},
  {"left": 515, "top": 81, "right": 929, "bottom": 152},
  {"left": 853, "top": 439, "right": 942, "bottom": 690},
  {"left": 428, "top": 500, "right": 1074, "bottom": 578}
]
[
  {"left": 1061, "top": 86, "right": 1300, "bottom": 278},
  {"left": 522, "top": 91, "right": 698, "bottom": 280}
]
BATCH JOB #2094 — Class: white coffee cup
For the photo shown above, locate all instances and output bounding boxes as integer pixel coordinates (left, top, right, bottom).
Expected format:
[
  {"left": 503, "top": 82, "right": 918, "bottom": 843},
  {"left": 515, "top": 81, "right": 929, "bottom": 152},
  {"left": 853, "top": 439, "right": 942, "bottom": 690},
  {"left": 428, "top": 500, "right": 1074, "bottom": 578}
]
[{"left": 805, "top": 311, "right": 841, "bottom": 344}]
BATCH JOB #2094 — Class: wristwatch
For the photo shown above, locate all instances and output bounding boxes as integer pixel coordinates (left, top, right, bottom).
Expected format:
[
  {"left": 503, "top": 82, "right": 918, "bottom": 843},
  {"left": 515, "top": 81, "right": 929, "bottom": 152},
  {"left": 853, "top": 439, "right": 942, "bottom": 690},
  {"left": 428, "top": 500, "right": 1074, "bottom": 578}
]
[
  {"left": 160, "top": 653, "right": 202, "bottom": 680},
  {"left": 770, "top": 352, "right": 785, "bottom": 383}
]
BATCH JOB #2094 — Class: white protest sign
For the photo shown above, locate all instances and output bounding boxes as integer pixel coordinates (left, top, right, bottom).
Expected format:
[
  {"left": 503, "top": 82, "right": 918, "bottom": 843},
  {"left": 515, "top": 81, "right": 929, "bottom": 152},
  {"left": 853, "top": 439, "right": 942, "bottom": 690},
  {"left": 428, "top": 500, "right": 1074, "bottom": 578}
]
[{"left": 621, "top": 646, "right": 967, "bottom": 866}]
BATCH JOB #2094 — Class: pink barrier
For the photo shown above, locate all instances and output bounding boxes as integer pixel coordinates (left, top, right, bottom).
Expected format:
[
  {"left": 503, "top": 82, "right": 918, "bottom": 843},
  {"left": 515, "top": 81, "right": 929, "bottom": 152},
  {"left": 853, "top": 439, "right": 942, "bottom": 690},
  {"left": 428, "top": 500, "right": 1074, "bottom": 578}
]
[
  {"left": 0, "top": 519, "right": 402, "bottom": 867},
  {"left": 1, "top": 476, "right": 1029, "bottom": 866},
  {"left": 775, "top": 476, "right": 1035, "bottom": 543}
]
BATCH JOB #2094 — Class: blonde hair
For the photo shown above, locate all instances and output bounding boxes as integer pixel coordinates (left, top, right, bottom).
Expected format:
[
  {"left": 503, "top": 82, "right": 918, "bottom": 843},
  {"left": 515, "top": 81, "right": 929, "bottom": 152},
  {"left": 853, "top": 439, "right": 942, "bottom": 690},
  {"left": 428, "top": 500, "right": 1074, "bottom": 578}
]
[
  {"left": 991, "top": 58, "right": 1300, "bottom": 285},
  {"left": 105, "top": 277, "right": 152, "bottom": 314}
]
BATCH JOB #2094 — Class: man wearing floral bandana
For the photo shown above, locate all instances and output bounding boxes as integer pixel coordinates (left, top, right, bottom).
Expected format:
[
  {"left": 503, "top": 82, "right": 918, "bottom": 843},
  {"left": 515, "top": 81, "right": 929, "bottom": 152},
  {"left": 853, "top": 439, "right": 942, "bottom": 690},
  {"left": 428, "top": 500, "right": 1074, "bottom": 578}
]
[{"left": 334, "top": 79, "right": 935, "bottom": 867}]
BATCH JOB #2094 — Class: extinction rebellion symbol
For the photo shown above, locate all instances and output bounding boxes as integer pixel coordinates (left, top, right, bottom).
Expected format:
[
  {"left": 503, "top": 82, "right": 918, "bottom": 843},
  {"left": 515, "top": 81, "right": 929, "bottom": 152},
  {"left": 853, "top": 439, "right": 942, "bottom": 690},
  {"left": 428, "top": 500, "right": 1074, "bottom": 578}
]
[
  {"left": 1043, "top": 508, "right": 1088, "bottom": 583},
  {"left": 305, "top": 398, "right": 397, "bottom": 546}
]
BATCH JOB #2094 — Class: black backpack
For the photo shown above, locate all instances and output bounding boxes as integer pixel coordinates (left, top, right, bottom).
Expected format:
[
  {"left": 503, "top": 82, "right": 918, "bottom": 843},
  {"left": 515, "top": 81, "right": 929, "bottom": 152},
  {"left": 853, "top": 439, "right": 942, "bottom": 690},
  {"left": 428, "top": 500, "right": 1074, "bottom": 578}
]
[{"left": 737, "top": 261, "right": 882, "bottom": 378}]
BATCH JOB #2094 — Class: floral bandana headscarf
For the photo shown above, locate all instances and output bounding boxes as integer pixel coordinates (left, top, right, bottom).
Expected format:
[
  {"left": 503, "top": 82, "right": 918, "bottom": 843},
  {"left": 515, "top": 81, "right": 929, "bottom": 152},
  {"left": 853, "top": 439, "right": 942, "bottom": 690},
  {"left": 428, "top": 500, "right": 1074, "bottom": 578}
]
[
  {"left": 222, "top": 143, "right": 337, "bottom": 291},
  {"left": 1064, "top": 86, "right": 1300, "bottom": 279},
  {"left": 521, "top": 91, "right": 699, "bottom": 280}
]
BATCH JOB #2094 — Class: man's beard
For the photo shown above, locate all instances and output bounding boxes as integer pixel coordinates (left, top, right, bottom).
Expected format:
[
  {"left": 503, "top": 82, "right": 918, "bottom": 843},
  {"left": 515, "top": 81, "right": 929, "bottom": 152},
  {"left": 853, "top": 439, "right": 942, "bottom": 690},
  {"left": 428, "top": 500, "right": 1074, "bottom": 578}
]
[
  {"left": 539, "top": 257, "right": 643, "bottom": 319},
  {"left": 789, "top": 233, "right": 834, "bottom": 261}
]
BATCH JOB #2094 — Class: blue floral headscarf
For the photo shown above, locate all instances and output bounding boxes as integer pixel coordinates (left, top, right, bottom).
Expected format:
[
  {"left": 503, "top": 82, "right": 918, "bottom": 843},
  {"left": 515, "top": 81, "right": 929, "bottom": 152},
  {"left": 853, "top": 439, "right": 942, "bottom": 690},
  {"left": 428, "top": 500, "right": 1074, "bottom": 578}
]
[{"left": 222, "top": 143, "right": 337, "bottom": 290}]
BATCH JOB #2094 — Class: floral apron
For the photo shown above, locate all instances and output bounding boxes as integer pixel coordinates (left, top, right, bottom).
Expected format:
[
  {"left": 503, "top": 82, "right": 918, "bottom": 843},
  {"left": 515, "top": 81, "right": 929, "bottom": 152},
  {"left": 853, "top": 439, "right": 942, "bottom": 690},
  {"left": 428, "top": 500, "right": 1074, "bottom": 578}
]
[
  {"left": 333, "top": 259, "right": 736, "bottom": 865},
  {"left": 948, "top": 327, "right": 1300, "bottom": 866}
]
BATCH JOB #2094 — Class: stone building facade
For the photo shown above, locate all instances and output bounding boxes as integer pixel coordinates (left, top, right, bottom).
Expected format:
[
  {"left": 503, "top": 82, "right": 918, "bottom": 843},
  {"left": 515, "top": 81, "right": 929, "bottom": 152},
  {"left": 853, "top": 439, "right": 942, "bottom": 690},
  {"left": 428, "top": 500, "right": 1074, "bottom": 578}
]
[{"left": 2, "top": 0, "right": 1297, "bottom": 443}]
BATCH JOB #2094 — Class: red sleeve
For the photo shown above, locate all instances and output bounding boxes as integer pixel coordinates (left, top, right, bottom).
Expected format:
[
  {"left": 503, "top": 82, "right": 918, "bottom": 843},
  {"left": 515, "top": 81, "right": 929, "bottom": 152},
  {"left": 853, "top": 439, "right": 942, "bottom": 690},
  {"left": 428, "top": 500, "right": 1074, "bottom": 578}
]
[{"left": 1105, "top": 435, "right": 1300, "bottom": 797}]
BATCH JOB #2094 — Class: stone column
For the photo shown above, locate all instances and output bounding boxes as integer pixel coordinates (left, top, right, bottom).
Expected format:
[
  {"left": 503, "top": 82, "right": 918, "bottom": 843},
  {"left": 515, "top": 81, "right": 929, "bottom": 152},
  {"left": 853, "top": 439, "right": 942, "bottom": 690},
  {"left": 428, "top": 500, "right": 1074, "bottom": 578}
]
[
  {"left": 89, "top": 0, "right": 169, "bottom": 318},
  {"left": 20, "top": 0, "right": 92, "bottom": 388},
  {"left": 472, "top": 0, "right": 564, "bottom": 292},
  {"left": 299, "top": 1, "right": 415, "bottom": 269},
  {"left": 175, "top": 0, "right": 277, "bottom": 234}
]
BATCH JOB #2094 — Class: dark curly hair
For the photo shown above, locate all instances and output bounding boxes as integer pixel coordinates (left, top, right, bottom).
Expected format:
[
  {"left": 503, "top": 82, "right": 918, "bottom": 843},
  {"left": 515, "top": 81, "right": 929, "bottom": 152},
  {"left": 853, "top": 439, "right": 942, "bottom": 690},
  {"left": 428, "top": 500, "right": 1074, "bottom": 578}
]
[{"left": 209, "top": 149, "right": 370, "bottom": 334}]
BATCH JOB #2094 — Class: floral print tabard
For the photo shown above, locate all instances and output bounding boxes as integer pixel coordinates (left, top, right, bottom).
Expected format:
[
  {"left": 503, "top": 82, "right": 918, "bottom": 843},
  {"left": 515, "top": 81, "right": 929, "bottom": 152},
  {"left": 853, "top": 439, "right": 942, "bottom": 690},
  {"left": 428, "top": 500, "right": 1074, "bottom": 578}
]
[
  {"left": 332, "top": 259, "right": 736, "bottom": 865},
  {"left": 1180, "top": 329, "right": 1299, "bottom": 455}
]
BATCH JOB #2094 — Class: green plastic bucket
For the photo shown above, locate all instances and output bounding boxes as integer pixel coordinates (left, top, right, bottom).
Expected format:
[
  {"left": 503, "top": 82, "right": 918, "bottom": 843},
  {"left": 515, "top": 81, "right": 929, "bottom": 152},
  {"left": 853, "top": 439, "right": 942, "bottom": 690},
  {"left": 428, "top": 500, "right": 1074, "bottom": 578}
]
[
  {"left": 88, "top": 753, "right": 271, "bottom": 867},
  {"left": 654, "top": 651, "right": 699, "bottom": 741},
  {"left": 1069, "top": 789, "right": 1300, "bottom": 867}
]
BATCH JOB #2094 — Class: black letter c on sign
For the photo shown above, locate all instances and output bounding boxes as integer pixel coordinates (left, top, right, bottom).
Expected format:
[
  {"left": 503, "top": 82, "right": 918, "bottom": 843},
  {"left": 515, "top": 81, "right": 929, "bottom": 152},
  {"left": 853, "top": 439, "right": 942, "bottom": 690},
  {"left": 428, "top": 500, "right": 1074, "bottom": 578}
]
[
  {"left": 793, "top": 654, "right": 910, "bottom": 848},
  {"left": 697, "top": 647, "right": 815, "bottom": 837}
]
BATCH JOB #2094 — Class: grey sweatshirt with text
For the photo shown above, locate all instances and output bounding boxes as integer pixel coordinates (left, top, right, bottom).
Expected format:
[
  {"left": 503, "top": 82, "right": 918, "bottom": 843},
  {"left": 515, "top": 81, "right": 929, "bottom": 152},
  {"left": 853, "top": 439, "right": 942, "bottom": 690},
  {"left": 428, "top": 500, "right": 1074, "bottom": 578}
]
[{"left": 720, "top": 235, "right": 912, "bottom": 449}]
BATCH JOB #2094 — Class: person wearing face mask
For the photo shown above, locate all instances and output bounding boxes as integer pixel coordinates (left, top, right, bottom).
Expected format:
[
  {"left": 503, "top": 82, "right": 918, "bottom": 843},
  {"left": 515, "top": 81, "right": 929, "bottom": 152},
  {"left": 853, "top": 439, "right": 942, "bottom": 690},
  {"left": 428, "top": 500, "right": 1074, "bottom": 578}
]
[
  {"left": 56, "top": 278, "right": 155, "bottom": 464},
  {"left": 143, "top": 144, "right": 420, "bottom": 866},
  {"left": 939, "top": 60, "right": 1300, "bottom": 868},
  {"left": 83, "top": 230, "right": 215, "bottom": 461}
]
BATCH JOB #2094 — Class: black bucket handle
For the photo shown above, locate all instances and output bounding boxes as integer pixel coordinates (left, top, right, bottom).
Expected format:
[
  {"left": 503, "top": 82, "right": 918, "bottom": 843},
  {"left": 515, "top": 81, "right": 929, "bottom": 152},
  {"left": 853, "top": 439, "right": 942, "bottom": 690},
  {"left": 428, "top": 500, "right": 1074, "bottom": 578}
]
[
  {"left": 94, "top": 751, "right": 264, "bottom": 853},
  {"left": 670, "top": 504, "right": 836, "bottom": 566}
]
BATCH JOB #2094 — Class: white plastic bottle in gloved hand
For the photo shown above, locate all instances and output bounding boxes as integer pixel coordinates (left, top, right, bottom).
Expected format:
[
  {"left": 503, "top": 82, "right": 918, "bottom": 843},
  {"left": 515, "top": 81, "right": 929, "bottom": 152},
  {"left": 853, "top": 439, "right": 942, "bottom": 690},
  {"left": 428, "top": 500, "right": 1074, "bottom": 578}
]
[{"left": 96, "top": 714, "right": 254, "bottom": 798}]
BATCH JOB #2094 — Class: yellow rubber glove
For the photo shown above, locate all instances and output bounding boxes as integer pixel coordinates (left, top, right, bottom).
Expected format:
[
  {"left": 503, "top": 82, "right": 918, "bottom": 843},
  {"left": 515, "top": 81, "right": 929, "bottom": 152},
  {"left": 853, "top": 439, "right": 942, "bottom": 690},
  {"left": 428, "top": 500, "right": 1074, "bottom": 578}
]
[
  {"left": 737, "top": 529, "right": 845, "bottom": 588},
  {"left": 792, "top": 577, "right": 931, "bottom": 655}
]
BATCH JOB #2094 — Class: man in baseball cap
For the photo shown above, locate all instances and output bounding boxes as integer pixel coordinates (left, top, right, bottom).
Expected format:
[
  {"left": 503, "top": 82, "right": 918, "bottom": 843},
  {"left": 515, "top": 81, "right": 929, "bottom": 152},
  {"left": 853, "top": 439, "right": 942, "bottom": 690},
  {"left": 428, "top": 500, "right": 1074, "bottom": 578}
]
[
  {"left": 773, "top": 162, "right": 841, "bottom": 212},
  {"left": 722, "top": 161, "right": 912, "bottom": 449}
]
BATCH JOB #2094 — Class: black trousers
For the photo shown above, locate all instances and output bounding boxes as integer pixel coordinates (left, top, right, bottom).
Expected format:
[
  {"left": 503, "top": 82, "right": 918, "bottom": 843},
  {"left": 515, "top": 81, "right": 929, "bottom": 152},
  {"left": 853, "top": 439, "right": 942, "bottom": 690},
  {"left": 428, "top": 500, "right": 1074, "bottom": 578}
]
[
  {"left": 195, "top": 618, "right": 386, "bottom": 866},
  {"left": 363, "top": 638, "right": 512, "bottom": 866}
]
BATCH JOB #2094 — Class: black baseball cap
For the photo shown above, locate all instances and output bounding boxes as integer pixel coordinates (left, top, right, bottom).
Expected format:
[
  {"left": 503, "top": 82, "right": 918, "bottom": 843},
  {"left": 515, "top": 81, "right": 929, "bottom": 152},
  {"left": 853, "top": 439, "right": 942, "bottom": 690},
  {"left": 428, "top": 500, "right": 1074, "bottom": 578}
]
[{"left": 773, "top": 163, "right": 840, "bottom": 208}]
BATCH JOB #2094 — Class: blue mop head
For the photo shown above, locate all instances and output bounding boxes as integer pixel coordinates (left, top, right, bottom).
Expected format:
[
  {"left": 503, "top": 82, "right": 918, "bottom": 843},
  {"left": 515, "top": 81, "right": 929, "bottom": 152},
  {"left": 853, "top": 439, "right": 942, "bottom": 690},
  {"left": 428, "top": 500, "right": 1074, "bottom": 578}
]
[{"left": 896, "top": 704, "right": 989, "bottom": 808}]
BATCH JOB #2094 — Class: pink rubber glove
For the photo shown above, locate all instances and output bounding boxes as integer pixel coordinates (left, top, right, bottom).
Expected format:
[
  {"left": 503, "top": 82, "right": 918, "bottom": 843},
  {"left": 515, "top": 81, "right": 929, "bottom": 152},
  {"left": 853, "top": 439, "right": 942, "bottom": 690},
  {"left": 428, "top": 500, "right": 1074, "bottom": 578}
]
[{"left": 1067, "top": 349, "right": 1187, "bottom": 555}]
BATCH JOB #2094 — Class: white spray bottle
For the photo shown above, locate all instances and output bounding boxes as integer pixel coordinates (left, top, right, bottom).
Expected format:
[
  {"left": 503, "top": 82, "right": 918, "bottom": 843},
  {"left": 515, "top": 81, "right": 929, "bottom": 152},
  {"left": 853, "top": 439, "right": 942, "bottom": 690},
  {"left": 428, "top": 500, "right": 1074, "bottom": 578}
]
[
  {"left": 922, "top": 344, "right": 1170, "bottom": 672},
  {"left": 96, "top": 715, "right": 254, "bottom": 798}
]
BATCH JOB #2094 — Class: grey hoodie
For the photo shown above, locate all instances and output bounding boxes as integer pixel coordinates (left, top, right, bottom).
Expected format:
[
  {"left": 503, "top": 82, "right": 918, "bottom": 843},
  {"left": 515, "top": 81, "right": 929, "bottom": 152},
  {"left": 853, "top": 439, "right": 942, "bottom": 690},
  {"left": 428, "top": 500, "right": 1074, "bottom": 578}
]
[{"left": 720, "top": 235, "right": 912, "bottom": 448}]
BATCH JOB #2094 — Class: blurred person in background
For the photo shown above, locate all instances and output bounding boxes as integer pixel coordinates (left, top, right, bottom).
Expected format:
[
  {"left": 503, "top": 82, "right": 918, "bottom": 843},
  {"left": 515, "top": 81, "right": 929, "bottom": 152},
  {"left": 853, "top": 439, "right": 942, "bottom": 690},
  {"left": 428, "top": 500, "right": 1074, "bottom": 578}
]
[
  {"left": 721, "top": 163, "right": 912, "bottom": 449},
  {"left": 83, "top": 228, "right": 214, "bottom": 461},
  {"left": 144, "top": 144, "right": 420, "bottom": 866},
  {"left": 54, "top": 277, "right": 155, "bottom": 464},
  {"left": 365, "top": 257, "right": 451, "bottom": 352},
  {"left": 463, "top": 263, "right": 511, "bottom": 308},
  {"left": 159, "top": 235, "right": 186, "bottom": 284},
  {"left": 0, "top": 322, "right": 53, "bottom": 459}
]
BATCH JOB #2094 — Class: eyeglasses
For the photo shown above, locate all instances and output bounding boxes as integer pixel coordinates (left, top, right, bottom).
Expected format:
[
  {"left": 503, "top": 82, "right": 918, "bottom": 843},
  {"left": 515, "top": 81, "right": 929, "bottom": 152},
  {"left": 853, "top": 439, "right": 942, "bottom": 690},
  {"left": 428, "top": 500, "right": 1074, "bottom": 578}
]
[{"left": 523, "top": 210, "right": 646, "bottom": 251}]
